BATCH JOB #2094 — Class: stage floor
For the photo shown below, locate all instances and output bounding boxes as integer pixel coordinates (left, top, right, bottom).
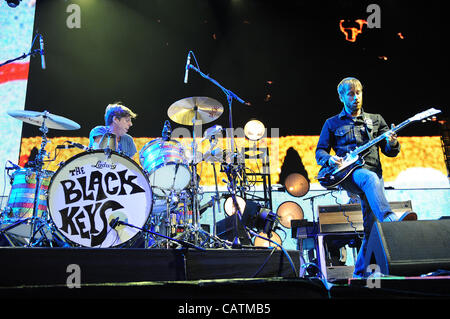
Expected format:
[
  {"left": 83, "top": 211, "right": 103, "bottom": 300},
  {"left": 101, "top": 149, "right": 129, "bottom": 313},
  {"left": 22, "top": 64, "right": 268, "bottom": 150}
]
[{"left": 1, "top": 247, "right": 449, "bottom": 302}]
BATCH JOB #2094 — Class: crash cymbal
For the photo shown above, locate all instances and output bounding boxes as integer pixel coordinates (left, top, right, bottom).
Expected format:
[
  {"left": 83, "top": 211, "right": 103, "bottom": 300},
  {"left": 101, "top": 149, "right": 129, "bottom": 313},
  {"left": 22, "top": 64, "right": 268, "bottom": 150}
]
[
  {"left": 276, "top": 201, "right": 304, "bottom": 228},
  {"left": 7, "top": 110, "right": 81, "bottom": 130},
  {"left": 167, "top": 96, "right": 223, "bottom": 125},
  {"left": 284, "top": 173, "right": 310, "bottom": 197}
]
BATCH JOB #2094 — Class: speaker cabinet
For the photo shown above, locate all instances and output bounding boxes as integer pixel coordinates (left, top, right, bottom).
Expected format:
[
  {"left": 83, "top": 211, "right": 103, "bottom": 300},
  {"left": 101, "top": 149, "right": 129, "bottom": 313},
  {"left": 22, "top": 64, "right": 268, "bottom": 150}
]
[
  {"left": 364, "top": 219, "right": 450, "bottom": 276},
  {"left": 318, "top": 201, "right": 412, "bottom": 233},
  {"left": 216, "top": 214, "right": 252, "bottom": 246}
]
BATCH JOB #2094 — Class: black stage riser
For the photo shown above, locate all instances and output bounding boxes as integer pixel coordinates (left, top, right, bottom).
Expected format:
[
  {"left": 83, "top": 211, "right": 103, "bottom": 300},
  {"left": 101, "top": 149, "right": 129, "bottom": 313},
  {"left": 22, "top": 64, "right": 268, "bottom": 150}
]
[{"left": 0, "top": 248, "right": 300, "bottom": 287}]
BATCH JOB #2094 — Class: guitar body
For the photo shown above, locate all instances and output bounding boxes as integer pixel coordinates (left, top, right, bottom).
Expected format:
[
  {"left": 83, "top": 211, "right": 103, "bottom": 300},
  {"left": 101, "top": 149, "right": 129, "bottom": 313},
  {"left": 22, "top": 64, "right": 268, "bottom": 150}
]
[{"left": 317, "top": 156, "right": 365, "bottom": 188}]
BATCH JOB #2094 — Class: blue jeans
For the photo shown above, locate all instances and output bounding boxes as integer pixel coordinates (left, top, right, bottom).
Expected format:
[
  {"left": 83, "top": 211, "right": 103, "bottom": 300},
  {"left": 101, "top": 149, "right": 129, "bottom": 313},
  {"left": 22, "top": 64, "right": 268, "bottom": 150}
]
[{"left": 340, "top": 168, "right": 392, "bottom": 277}]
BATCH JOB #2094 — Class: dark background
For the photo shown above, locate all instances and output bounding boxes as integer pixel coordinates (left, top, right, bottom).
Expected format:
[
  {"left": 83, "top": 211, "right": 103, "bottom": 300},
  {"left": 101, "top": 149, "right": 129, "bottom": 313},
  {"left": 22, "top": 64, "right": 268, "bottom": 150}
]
[{"left": 24, "top": 0, "right": 448, "bottom": 139}]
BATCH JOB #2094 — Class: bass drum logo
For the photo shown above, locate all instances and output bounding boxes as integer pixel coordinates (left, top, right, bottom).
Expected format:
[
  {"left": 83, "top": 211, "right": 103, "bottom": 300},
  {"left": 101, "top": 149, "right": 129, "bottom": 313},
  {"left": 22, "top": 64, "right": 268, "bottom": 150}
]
[{"left": 47, "top": 151, "right": 152, "bottom": 248}]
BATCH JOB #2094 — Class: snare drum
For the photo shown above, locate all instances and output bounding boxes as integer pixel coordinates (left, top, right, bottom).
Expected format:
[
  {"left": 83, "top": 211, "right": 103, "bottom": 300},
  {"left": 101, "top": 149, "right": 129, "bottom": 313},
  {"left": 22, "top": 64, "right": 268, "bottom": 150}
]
[
  {"left": 47, "top": 150, "right": 153, "bottom": 248},
  {"left": 139, "top": 138, "right": 191, "bottom": 196}
]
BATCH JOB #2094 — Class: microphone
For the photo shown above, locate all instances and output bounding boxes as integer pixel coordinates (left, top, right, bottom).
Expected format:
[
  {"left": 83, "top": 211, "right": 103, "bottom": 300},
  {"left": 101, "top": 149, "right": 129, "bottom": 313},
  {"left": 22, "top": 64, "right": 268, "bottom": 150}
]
[
  {"left": 162, "top": 120, "right": 172, "bottom": 141},
  {"left": 56, "top": 144, "right": 76, "bottom": 149},
  {"left": 183, "top": 51, "right": 191, "bottom": 84},
  {"left": 67, "top": 141, "right": 89, "bottom": 151},
  {"left": 57, "top": 141, "right": 89, "bottom": 151},
  {"left": 6, "top": 160, "right": 21, "bottom": 170},
  {"left": 109, "top": 217, "right": 120, "bottom": 229},
  {"left": 39, "top": 34, "right": 46, "bottom": 70}
]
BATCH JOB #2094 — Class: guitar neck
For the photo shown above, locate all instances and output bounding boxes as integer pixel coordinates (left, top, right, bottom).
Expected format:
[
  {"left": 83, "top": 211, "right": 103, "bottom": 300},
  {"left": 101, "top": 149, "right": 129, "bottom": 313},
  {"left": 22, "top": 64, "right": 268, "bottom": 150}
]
[{"left": 353, "top": 119, "right": 411, "bottom": 155}]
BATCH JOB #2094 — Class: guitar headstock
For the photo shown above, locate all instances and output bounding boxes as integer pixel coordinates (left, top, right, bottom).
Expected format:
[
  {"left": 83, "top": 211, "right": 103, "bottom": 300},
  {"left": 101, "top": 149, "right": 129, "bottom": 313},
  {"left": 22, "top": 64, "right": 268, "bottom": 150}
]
[{"left": 410, "top": 108, "right": 442, "bottom": 122}]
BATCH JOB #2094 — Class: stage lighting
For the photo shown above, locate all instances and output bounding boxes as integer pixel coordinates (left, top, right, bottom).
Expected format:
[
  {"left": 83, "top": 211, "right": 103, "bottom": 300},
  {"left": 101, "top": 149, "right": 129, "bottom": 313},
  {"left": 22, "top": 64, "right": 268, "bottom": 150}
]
[
  {"left": 276, "top": 201, "right": 304, "bottom": 228},
  {"left": 223, "top": 195, "right": 246, "bottom": 216},
  {"left": 284, "top": 173, "right": 310, "bottom": 197},
  {"left": 223, "top": 196, "right": 277, "bottom": 235},
  {"left": 244, "top": 119, "right": 265, "bottom": 141},
  {"left": 5, "top": 0, "right": 21, "bottom": 7},
  {"left": 241, "top": 200, "right": 277, "bottom": 235},
  {"left": 254, "top": 231, "right": 282, "bottom": 249}
]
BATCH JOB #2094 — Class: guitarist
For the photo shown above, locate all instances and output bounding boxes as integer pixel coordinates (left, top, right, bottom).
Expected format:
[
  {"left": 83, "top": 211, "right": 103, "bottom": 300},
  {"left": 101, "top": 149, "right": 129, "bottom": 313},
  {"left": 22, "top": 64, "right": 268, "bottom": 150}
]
[{"left": 315, "top": 77, "right": 417, "bottom": 278}]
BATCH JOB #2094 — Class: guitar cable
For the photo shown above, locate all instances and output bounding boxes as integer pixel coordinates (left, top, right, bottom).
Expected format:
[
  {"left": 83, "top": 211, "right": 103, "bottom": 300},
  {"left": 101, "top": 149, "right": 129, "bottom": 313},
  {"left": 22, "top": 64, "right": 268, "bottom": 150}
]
[{"left": 331, "top": 190, "right": 364, "bottom": 239}]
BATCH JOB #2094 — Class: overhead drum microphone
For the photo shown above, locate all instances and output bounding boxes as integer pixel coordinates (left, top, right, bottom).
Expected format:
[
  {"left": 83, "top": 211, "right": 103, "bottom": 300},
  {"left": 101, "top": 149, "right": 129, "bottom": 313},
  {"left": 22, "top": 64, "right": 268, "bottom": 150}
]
[
  {"left": 162, "top": 120, "right": 172, "bottom": 141},
  {"left": 184, "top": 51, "right": 191, "bottom": 84},
  {"left": 39, "top": 34, "right": 46, "bottom": 70}
]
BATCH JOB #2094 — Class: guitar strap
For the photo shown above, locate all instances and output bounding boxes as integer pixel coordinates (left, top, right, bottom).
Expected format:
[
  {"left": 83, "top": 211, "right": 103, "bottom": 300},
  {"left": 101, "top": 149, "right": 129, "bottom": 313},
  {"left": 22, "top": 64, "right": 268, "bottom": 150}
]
[{"left": 361, "top": 113, "right": 373, "bottom": 141}]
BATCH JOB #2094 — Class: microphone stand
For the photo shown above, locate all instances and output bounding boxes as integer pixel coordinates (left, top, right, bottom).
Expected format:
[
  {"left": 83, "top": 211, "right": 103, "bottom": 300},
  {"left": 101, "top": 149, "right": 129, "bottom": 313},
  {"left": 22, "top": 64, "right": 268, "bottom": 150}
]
[
  {"left": 187, "top": 63, "right": 248, "bottom": 156},
  {"left": 0, "top": 33, "right": 43, "bottom": 68},
  {"left": 187, "top": 55, "right": 249, "bottom": 249},
  {"left": 302, "top": 191, "right": 334, "bottom": 234},
  {"left": 112, "top": 220, "right": 205, "bottom": 251}
]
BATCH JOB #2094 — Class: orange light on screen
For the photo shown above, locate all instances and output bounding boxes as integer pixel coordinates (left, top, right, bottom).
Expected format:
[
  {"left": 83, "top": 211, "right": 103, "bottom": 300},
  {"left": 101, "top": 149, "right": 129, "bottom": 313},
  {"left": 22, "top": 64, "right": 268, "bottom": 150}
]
[{"left": 339, "top": 19, "right": 367, "bottom": 42}]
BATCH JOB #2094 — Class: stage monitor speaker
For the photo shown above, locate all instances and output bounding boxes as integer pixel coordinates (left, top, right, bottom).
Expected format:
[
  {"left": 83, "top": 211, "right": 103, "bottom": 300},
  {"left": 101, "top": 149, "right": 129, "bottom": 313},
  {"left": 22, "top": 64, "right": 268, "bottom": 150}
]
[{"left": 364, "top": 219, "right": 450, "bottom": 276}]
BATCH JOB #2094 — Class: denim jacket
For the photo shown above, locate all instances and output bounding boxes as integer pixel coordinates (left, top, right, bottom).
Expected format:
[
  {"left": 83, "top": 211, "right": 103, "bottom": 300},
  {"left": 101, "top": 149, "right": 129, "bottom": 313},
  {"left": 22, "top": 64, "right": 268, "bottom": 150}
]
[{"left": 315, "top": 108, "right": 400, "bottom": 177}]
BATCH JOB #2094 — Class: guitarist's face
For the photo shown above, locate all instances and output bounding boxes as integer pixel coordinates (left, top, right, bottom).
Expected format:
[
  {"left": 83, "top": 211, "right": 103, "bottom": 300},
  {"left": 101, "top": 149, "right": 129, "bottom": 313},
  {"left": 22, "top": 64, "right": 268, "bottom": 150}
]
[{"left": 340, "top": 85, "right": 363, "bottom": 115}]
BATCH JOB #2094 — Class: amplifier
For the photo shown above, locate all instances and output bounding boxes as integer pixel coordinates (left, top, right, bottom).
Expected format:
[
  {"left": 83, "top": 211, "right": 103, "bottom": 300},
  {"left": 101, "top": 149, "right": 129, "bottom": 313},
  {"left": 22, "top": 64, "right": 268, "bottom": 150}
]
[{"left": 318, "top": 201, "right": 412, "bottom": 233}]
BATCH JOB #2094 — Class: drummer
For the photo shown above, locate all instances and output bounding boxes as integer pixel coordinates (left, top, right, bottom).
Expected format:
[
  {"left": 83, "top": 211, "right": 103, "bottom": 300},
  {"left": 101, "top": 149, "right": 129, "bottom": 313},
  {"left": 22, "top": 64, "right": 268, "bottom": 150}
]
[{"left": 89, "top": 102, "right": 137, "bottom": 158}]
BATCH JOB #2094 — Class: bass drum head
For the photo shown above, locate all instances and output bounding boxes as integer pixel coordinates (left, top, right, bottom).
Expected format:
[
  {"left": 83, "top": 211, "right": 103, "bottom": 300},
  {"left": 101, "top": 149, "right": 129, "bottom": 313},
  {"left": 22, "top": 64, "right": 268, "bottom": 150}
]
[{"left": 47, "top": 151, "right": 153, "bottom": 248}]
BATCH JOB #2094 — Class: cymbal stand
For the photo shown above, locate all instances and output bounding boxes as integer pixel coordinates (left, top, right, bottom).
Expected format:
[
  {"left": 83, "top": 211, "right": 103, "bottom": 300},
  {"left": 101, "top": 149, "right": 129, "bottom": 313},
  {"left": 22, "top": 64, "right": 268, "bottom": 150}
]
[
  {"left": 165, "top": 189, "right": 177, "bottom": 248},
  {"left": 210, "top": 160, "right": 221, "bottom": 238},
  {"left": 28, "top": 112, "right": 51, "bottom": 246},
  {"left": 189, "top": 106, "right": 202, "bottom": 245}
]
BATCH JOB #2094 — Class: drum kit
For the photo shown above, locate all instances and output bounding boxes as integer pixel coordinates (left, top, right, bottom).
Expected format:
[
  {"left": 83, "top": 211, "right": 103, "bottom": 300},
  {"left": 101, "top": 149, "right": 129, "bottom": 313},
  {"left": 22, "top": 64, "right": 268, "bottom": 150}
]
[{"left": 0, "top": 97, "right": 244, "bottom": 249}]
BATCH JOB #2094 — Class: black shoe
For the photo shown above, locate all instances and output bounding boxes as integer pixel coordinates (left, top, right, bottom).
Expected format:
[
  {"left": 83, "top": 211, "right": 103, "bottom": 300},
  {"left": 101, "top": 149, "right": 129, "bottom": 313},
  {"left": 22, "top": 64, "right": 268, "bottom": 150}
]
[{"left": 398, "top": 211, "right": 417, "bottom": 221}]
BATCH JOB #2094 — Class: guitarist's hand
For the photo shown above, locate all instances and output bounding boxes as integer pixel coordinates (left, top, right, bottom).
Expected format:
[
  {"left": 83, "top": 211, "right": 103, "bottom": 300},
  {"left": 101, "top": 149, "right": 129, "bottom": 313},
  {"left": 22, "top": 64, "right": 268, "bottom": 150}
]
[
  {"left": 328, "top": 155, "right": 344, "bottom": 167},
  {"left": 386, "top": 124, "right": 398, "bottom": 146}
]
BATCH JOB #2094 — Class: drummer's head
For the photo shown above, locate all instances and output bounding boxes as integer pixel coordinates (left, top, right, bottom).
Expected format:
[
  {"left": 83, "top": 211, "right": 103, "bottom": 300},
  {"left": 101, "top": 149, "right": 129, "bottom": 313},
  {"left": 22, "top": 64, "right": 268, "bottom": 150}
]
[{"left": 104, "top": 102, "right": 137, "bottom": 135}]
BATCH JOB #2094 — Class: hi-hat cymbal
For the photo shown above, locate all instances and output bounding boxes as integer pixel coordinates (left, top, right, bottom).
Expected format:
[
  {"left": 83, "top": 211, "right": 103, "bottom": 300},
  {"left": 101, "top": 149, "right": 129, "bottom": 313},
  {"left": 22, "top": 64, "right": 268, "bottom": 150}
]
[
  {"left": 7, "top": 110, "right": 81, "bottom": 130},
  {"left": 167, "top": 96, "right": 223, "bottom": 125}
]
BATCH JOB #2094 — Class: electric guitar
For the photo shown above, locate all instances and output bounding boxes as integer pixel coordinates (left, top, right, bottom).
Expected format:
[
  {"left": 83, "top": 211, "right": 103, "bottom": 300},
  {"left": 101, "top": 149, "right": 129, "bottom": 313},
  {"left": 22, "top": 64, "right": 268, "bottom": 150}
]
[{"left": 316, "top": 108, "right": 441, "bottom": 188}]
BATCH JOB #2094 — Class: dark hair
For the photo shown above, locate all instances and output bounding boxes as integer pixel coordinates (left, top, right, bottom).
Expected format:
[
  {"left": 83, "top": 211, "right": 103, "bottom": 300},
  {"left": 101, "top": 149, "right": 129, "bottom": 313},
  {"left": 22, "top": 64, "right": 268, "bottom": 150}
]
[{"left": 104, "top": 102, "right": 137, "bottom": 125}]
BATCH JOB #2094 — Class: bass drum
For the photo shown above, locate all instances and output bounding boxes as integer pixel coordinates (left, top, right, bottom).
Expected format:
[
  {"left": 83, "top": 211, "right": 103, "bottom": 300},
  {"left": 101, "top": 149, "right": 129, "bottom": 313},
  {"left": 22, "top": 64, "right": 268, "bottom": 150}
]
[{"left": 47, "top": 150, "right": 153, "bottom": 248}]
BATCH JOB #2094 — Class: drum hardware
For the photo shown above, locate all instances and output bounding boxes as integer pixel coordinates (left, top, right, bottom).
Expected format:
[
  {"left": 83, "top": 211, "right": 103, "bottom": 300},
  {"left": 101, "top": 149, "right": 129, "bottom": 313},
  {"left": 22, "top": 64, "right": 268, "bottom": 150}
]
[
  {"left": 203, "top": 133, "right": 223, "bottom": 239},
  {"left": 5, "top": 110, "right": 81, "bottom": 247},
  {"left": 167, "top": 97, "right": 231, "bottom": 248},
  {"left": 109, "top": 218, "right": 205, "bottom": 251}
]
